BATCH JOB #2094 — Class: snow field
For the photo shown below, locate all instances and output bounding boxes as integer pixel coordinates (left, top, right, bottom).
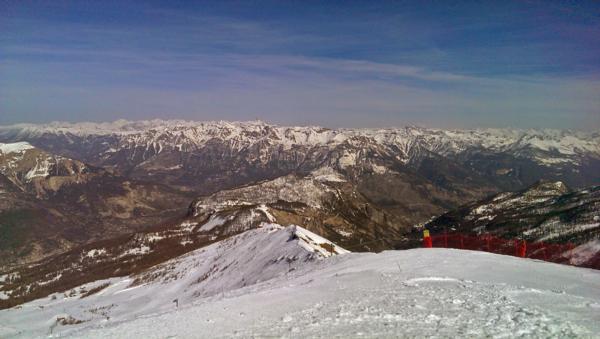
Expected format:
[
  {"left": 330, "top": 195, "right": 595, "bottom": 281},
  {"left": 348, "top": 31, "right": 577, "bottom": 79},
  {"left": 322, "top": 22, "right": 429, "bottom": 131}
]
[
  {"left": 1, "top": 227, "right": 599, "bottom": 338},
  {"left": 72, "top": 249, "right": 600, "bottom": 338}
]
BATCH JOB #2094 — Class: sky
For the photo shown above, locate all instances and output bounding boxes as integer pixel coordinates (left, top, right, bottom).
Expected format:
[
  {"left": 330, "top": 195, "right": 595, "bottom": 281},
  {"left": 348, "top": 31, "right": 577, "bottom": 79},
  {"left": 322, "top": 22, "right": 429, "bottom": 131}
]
[{"left": 1, "top": 0, "right": 599, "bottom": 129}]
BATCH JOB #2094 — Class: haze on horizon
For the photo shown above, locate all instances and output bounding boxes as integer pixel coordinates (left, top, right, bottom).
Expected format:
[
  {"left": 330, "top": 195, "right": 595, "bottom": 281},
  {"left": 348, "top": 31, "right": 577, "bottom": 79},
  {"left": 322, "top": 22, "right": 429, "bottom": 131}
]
[{"left": 1, "top": 1, "right": 599, "bottom": 130}]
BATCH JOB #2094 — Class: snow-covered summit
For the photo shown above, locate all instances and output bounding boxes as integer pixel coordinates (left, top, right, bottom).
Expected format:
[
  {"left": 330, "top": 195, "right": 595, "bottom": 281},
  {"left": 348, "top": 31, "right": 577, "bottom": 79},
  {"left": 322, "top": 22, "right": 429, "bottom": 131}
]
[{"left": 0, "top": 142, "right": 35, "bottom": 155}]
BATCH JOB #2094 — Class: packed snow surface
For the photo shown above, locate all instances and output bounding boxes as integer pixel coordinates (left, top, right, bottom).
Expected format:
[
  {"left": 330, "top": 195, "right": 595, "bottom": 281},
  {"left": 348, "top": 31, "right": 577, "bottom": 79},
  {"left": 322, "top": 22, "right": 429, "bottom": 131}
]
[{"left": 1, "top": 227, "right": 600, "bottom": 338}]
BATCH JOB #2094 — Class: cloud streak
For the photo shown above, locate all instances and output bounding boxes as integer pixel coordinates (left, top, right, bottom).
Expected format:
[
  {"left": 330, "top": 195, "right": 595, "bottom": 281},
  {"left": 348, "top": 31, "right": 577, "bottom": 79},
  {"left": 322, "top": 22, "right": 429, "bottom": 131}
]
[{"left": 0, "top": 1, "right": 599, "bottom": 129}]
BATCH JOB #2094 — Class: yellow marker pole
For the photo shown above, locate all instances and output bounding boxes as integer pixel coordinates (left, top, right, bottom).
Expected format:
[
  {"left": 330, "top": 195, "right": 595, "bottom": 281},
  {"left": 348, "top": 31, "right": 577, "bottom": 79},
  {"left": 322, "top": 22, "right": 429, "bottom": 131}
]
[{"left": 423, "top": 229, "right": 432, "bottom": 248}]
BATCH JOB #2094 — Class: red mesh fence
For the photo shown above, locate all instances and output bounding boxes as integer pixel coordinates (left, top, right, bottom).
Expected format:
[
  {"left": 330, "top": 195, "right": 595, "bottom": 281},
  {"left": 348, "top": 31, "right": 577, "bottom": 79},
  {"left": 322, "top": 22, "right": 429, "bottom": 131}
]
[{"left": 428, "top": 233, "right": 575, "bottom": 265}]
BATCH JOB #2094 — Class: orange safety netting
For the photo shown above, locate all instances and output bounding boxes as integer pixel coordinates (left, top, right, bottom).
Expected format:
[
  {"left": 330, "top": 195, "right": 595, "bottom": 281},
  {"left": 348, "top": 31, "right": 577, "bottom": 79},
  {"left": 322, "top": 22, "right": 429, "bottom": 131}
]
[{"left": 428, "top": 233, "right": 575, "bottom": 265}]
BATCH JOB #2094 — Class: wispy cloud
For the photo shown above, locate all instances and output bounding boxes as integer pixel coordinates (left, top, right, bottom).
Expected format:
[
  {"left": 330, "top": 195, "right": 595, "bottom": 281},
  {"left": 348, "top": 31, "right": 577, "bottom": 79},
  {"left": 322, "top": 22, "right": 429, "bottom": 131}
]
[{"left": 0, "top": 1, "right": 599, "bottom": 129}]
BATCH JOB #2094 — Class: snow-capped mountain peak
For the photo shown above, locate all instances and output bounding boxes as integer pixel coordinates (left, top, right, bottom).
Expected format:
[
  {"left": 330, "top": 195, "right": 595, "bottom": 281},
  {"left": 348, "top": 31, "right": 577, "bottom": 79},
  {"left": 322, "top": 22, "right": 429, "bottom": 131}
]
[{"left": 0, "top": 142, "right": 35, "bottom": 155}]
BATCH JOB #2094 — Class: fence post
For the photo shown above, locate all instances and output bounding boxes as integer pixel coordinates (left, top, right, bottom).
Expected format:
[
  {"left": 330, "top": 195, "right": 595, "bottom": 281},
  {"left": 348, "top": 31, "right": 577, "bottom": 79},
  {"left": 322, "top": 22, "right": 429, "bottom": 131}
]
[
  {"left": 443, "top": 230, "right": 448, "bottom": 248},
  {"left": 423, "top": 229, "right": 432, "bottom": 248},
  {"left": 519, "top": 240, "right": 526, "bottom": 258},
  {"left": 486, "top": 235, "right": 491, "bottom": 252},
  {"left": 459, "top": 234, "right": 464, "bottom": 249}
]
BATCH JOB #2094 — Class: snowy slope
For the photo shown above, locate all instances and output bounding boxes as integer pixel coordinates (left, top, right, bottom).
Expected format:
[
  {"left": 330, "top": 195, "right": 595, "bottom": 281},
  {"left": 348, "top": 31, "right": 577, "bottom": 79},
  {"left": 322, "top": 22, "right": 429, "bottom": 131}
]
[
  {"left": 74, "top": 250, "right": 600, "bottom": 338},
  {"left": 2, "top": 228, "right": 600, "bottom": 338},
  {"left": 0, "top": 224, "right": 349, "bottom": 338}
]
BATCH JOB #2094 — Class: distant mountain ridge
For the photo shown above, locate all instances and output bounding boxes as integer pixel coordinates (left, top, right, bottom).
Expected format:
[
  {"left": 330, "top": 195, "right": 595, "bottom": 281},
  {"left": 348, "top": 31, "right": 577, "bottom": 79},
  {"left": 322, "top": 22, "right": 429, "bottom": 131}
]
[
  {"left": 1, "top": 120, "right": 597, "bottom": 191},
  {"left": 0, "top": 120, "right": 598, "bottom": 267},
  {"left": 0, "top": 142, "right": 193, "bottom": 267},
  {"left": 1, "top": 120, "right": 598, "bottom": 164}
]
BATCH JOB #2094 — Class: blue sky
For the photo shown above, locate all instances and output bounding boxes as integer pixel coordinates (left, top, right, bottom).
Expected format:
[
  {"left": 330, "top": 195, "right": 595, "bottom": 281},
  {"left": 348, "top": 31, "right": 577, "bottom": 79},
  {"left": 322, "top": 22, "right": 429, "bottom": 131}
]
[{"left": 1, "top": 0, "right": 599, "bottom": 129}]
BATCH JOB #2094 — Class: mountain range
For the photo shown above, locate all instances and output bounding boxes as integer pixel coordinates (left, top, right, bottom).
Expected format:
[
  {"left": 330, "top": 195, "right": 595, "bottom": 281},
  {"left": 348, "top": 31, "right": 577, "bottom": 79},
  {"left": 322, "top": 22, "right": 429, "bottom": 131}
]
[
  {"left": 0, "top": 120, "right": 599, "bottom": 337},
  {"left": 0, "top": 120, "right": 597, "bottom": 263},
  {"left": 0, "top": 120, "right": 598, "bottom": 310}
]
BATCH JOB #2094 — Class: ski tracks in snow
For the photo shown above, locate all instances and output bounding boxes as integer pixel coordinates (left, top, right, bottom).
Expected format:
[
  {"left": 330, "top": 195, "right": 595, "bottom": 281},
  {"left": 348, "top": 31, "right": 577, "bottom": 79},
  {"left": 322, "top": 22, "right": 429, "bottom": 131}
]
[{"left": 230, "top": 272, "right": 590, "bottom": 338}]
